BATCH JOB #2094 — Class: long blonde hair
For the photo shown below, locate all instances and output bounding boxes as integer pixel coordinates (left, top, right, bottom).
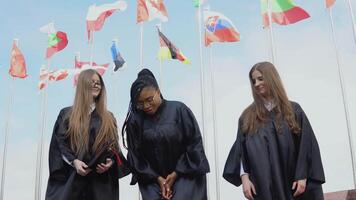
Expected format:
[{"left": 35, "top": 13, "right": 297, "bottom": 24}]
[
  {"left": 66, "top": 69, "right": 118, "bottom": 158},
  {"left": 241, "top": 62, "right": 301, "bottom": 134}
]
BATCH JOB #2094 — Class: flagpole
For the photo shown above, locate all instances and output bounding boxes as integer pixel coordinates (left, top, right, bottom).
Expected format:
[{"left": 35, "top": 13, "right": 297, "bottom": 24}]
[
  {"left": 197, "top": 1, "right": 206, "bottom": 146},
  {"left": 35, "top": 61, "right": 50, "bottom": 200},
  {"left": 345, "top": 0, "right": 356, "bottom": 43},
  {"left": 90, "top": 31, "right": 95, "bottom": 67},
  {"left": 140, "top": 23, "right": 144, "bottom": 68},
  {"left": 208, "top": 45, "right": 221, "bottom": 200},
  {"left": 197, "top": 5, "right": 210, "bottom": 199},
  {"left": 156, "top": 23, "right": 163, "bottom": 90},
  {"left": 328, "top": 7, "right": 356, "bottom": 188},
  {"left": 267, "top": 0, "right": 276, "bottom": 63},
  {"left": 0, "top": 38, "right": 18, "bottom": 200}
]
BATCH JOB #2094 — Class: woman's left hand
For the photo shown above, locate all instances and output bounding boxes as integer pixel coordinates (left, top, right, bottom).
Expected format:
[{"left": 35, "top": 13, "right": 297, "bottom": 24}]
[
  {"left": 164, "top": 171, "right": 177, "bottom": 199},
  {"left": 292, "top": 179, "right": 306, "bottom": 197},
  {"left": 96, "top": 158, "right": 113, "bottom": 174}
]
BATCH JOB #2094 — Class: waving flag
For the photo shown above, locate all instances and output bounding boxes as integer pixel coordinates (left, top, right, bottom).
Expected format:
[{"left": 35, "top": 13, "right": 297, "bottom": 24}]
[
  {"left": 38, "top": 67, "right": 70, "bottom": 90},
  {"left": 87, "top": 1, "right": 128, "bottom": 41},
  {"left": 137, "top": 0, "right": 168, "bottom": 23},
  {"left": 203, "top": 10, "right": 240, "bottom": 46},
  {"left": 40, "top": 23, "right": 69, "bottom": 59},
  {"left": 74, "top": 57, "right": 109, "bottom": 85},
  {"left": 326, "top": 0, "right": 336, "bottom": 8},
  {"left": 157, "top": 29, "right": 190, "bottom": 64},
  {"left": 193, "top": 0, "right": 205, "bottom": 8},
  {"left": 110, "top": 42, "right": 126, "bottom": 72},
  {"left": 9, "top": 41, "right": 27, "bottom": 78},
  {"left": 261, "top": 0, "right": 310, "bottom": 27}
]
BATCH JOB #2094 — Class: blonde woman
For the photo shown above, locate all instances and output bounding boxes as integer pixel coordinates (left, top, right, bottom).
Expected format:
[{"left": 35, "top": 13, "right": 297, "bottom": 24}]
[
  {"left": 45, "top": 69, "right": 127, "bottom": 200},
  {"left": 223, "top": 62, "right": 325, "bottom": 200}
]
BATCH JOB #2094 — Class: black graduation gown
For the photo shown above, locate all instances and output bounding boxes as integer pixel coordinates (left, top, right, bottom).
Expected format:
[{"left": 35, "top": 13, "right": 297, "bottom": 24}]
[
  {"left": 126, "top": 100, "right": 210, "bottom": 200},
  {"left": 223, "top": 102, "right": 325, "bottom": 200},
  {"left": 45, "top": 107, "right": 121, "bottom": 200}
]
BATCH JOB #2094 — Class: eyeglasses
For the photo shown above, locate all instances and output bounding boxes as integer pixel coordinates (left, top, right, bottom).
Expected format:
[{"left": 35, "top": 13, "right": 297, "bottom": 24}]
[
  {"left": 91, "top": 80, "right": 101, "bottom": 88},
  {"left": 136, "top": 92, "right": 158, "bottom": 110}
]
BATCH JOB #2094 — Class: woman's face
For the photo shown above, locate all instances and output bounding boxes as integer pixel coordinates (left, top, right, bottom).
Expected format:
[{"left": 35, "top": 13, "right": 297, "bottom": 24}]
[
  {"left": 251, "top": 70, "right": 269, "bottom": 98},
  {"left": 91, "top": 73, "right": 102, "bottom": 100},
  {"left": 137, "top": 87, "right": 161, "bottom": 115}
]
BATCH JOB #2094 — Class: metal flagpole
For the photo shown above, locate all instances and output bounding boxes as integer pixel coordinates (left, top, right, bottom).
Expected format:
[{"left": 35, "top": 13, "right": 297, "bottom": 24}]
[
  {"left": 0, "top": 38, "right": 18, "bottom": 200},
  {"left": 345, "top": 0, "right": 356, "bottom": 43},
  {"left": 197, "top": 2, "right": 207, "bottom": 146},
  {"left": 208, "top": 46, "right": 221, "bottom": 200},
  {"left": 89, "top": 31, "right": 95, "bottom": 67},
  {"left": 35, "top": 60, "right": 51, "bottom": 200},
  {"left": 156, "top": 23, "right": 163, "bottom": 90},
  {"left": 197, "top": 5, "right": 210, "bottom": 199},
  {"left": 267, "top": 0, "right": 276, "bottom": 63},
  {"left": 328, "top": 7, "right": 356, "bottom": 188},
  {"left": 140, "top": 23, "right": 144, "bottom": 68}
]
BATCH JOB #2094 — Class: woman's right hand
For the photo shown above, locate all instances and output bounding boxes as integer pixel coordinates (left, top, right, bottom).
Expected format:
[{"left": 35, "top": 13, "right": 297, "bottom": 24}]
[
  {"left": 73, "top": 159, "right": 91, "bottom": 176},
  {"left": 157, "top": 176, "right": 172, "bottom": 200},
  {"left": 241, "top": 174, "right": 257, "bottom": 200}
]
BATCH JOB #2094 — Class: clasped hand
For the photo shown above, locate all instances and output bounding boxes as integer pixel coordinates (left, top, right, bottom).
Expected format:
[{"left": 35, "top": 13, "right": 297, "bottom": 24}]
[{"left": 157, "top": 171, "right": 178, "bottom": 200}]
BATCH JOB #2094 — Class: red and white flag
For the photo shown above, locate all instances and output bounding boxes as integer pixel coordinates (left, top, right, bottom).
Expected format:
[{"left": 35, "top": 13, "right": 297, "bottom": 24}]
[
  {"left": 9, "top": 41, "right": 27, "bottom": 78},
  {"left": 38, "top": 67, "right": 71, "bottom": 90},
  {"left": 86, "top": 1, "right": 127, "bottom": 41},
  {"left": 137, "top": 0, "right": 168, "bottom": 23},
  {"left": 73, "top": 57, "right": 109, "bottom": 85}
]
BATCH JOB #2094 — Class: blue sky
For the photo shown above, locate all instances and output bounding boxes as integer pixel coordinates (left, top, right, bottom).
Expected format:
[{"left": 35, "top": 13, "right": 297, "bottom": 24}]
[{"left": 1, "top": 0, "right": 356, "bottom": 199}]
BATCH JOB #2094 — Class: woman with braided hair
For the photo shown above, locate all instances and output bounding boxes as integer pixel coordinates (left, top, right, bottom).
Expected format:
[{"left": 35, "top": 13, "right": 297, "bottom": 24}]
[{"left": 122, "top": 68, "right": 210, "bottom": 200}]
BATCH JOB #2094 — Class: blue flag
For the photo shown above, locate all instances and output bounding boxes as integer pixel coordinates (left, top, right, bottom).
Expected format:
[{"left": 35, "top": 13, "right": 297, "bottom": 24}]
[{"left": 110, "top": 42, "right": 125, "bottom": 72}]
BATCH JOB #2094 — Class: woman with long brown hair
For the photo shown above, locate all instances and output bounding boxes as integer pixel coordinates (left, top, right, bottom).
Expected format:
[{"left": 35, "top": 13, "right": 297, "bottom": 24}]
[
  {"left": 45, "top": 69, "right": 127, "bottom": 200},
  {"left": 223, "top": 62, "right": 325, "bottom": 200}
]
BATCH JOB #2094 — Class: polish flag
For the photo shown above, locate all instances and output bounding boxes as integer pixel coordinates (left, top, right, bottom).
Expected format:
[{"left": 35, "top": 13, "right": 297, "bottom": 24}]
[{"left": 86, "top": 1, "right": 127, "bottom": 41}]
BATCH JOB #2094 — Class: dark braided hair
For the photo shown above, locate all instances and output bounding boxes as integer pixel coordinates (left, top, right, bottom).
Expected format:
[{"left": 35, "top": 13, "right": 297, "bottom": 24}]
[{"left": 121, "top": 68, "right": 160, "bottom": 149}]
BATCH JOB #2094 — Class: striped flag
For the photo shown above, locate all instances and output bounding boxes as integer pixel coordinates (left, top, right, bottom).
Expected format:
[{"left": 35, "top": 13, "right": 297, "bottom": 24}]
[
  {"left": 204, "top": 10, "right": 240, "bottom": 46},
  {"left": 261, "top": 0, "right": 310, "bottom": 27},
  {"left": 137, "top": 0, "right": 168, "bottom": 23},
  {"left": 157, "top": 29, "right": 190, "bottom": 64},
  {"left": 87, "top": 1, "right": 127, "bottom": 41},
  {"left": 38, "top": 67, "right": 71, "bottom": 90}
]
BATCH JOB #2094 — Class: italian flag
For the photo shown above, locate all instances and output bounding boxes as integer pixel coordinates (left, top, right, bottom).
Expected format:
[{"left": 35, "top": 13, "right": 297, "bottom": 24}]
[
  {"left": 261, "top": 0, "right": 310, "bottom": 27},
  {"left": 46, "top": 31, "right": 68, "bottom": 59}
]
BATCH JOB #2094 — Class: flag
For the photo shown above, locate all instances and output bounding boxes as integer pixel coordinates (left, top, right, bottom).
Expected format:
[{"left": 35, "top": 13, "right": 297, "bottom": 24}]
[
  {"left": 87, "top": 1, "right": 128, "bottom": 41},
  {"left": 326, "top": 0, "right": 336, "bottom": 8},
  {"left": 39, "top": 23, "right": 69, "bottom": 59},
  {"left": 38, "top": 67, "right": 70, "bottom": 90},
  {"left": 193, "top": 0, "right": 205, "bottom": 8},
  {"left": 111, "top": 42, "right": 126, "bottom": 72},
  {"left": 157, "top": 29, "right": 190, "bottom": 64},
  {"left": 261, "top": 0, "right": 310, "bottom": 27},
  {"left": 74, "top": 57, "right": 109, "bottom": 85},
  {"left": 203, "top": 10, "right": 240, "bottom": 46},
  {"left": 9, "top": 41, "right": 27, "bottom": 78},
  {"left": 137, "top": 0, "right": 168, "bottom": 23}
]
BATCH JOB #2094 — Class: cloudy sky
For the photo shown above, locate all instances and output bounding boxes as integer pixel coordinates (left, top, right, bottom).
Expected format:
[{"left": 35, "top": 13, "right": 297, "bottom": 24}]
[{"left": 0, "top": 0, "right": 356, "bottom": 199}]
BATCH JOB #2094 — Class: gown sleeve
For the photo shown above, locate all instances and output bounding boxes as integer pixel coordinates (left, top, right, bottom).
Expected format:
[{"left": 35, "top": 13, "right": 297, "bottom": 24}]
[
  {"left": 48, "top": 108, "right": 76, "bottom": 175},
  {"left": 175, "top": 104, "right": 210, "bottom": 176},
  {"left": 222, "top": 118, "right": 246, "bottom": 187},
  {"left": 126, "top": 115, "right": 159, "bottom": 185},
  {"left": 293, "top": 102, "right": 325, "bottom": 184}
]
